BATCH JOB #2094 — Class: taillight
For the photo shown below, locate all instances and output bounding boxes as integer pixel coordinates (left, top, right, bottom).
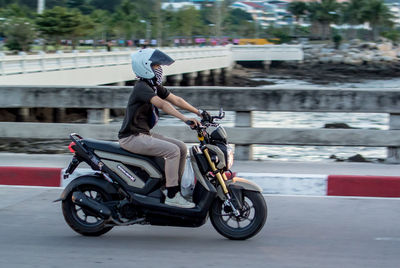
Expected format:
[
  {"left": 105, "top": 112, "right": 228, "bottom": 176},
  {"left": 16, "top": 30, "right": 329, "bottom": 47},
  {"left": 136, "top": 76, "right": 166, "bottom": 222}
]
[{"left": 68, "top": 142, "right": 76, "bottom": 153}]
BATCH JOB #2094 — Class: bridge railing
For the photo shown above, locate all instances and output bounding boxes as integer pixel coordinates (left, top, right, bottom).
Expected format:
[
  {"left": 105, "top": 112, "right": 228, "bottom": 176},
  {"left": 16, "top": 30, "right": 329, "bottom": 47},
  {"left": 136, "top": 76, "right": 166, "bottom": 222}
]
[
  {"left": 0, "top": 86, "right": 399, "bottom": 163},
  {"left": 0, "top": 46, "right": 232, "bottom": 76},
  {"left": 231, "top": 44, "right": 303, "bottom": 61},
  {"left": 0, "top": 45, "right": 303, "bottom": 77}
]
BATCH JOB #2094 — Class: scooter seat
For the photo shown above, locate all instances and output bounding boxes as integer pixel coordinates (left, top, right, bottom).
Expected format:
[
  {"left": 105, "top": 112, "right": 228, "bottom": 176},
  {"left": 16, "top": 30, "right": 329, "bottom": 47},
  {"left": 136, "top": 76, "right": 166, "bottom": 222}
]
[{"left": 82, "top": 138, "right": 165, "bottom": 172}]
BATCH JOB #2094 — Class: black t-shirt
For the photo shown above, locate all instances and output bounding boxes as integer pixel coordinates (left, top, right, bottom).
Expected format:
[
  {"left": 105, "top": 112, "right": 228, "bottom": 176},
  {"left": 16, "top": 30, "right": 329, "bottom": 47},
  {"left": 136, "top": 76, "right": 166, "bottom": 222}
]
[{"left": 118, "top": 80, "right": 170, "bottom": 139}]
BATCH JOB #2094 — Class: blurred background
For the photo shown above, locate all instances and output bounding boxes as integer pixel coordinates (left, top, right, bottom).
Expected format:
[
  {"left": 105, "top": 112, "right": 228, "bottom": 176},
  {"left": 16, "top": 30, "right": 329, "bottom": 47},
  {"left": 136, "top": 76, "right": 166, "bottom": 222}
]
[
  {"left": 0, "top": 0, "right": 399, "bottom": 52},
  {"left": 0, "top": 0, "right": 399, "bottom": 163}
]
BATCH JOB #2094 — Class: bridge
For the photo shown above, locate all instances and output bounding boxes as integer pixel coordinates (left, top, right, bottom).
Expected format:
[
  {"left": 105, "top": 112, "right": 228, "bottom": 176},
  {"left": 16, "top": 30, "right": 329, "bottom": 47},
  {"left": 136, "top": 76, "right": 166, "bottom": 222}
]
[{"left": 0, "top": 45, "right": 303, "bottom": 86}]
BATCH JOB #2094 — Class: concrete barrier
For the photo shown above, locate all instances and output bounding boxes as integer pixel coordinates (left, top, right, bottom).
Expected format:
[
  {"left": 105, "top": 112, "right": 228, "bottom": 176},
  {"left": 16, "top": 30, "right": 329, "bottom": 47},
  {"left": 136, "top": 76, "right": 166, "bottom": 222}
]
[{"left": 1, "top": 86, "right": 400, "bottom": 162}]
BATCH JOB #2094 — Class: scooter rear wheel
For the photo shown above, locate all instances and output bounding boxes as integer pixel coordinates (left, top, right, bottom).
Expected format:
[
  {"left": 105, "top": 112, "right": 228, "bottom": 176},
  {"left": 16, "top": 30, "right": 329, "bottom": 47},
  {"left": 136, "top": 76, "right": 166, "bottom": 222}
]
[
  {"left": 62, "top": 184, "right": 113, "bottom": 236},
  {"left": 210, "top": 190, "right": 267, "bottom": 240}
]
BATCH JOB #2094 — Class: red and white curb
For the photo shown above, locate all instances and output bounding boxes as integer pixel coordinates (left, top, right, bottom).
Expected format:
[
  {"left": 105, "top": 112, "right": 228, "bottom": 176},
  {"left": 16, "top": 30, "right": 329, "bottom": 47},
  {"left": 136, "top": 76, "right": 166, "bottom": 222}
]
[
  {"left": 1, "top": 167, "right": 400, "bottom": 198},
  {"left": 237, "top": 172, "right": 400, "bottom": 198}
]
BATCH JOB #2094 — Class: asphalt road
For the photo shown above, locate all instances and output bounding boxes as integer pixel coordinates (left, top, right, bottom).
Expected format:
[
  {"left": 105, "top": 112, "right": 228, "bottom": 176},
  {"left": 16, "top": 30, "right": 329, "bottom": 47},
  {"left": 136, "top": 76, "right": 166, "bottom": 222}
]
[{"left": 0, "top": 187, "right": 399, "bottom": 268}]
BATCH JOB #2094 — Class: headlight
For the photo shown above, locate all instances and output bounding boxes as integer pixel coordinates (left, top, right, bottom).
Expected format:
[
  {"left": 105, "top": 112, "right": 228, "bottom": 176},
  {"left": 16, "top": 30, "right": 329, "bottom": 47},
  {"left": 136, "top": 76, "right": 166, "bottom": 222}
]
[{"left": 227, "top": 145, "right": 234, "bottom": 169}]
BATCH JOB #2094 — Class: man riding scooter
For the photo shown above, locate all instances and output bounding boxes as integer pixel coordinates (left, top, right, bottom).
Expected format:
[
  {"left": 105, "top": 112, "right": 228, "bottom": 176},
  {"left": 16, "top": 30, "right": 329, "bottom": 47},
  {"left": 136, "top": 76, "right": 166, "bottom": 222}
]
[{"left": 118, "top": 48, "right": 210, "bottom": 208}]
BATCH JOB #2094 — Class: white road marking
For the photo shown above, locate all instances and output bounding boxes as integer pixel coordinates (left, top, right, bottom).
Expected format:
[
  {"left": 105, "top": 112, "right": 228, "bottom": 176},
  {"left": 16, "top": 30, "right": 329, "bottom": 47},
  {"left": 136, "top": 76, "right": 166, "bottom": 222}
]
[{"left": 375, "top": 237, "right": 400, "bottom": 242}]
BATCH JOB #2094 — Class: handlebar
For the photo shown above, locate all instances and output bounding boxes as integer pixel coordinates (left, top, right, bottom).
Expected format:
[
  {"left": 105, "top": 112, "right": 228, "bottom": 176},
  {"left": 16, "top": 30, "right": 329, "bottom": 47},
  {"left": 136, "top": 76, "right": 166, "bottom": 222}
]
[
  {"left": 202, "top": 108, "right": 225, "bottom": 125},
  {"left": 186, "top": 108, "right": 225, "bottom": 131}
]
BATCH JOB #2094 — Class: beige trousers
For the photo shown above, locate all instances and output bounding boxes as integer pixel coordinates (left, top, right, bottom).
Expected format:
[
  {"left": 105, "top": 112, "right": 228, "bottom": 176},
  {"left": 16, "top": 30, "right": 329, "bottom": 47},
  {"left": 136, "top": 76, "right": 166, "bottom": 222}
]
[{"left": 119, "top": 133, "right": 187, "bottom": 187}]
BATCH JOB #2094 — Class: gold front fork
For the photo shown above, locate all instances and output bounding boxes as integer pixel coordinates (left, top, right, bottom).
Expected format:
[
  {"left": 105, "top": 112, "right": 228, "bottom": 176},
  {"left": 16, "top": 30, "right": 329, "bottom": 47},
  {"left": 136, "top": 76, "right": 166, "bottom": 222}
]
[{"left": 203, "top": 148, "right": 229, "bottom": 194}]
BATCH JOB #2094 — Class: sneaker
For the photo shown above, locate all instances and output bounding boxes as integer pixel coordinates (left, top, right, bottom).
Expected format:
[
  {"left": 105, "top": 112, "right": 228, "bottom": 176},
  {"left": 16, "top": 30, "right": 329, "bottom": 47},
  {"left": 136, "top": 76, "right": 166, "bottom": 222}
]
[{"left": 165, "top": 192, "right": 196, "bottom": 208}]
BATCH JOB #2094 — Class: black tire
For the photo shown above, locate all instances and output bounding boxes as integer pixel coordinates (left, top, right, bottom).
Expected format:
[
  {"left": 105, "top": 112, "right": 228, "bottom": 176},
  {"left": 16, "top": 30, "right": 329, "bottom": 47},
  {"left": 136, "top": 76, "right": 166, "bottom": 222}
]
[
  {"left": 62, "top": 184, "right": 113, "bottom": 236},
  {"left": 210, "top": 190, "right": 267, "bottom": 240}
]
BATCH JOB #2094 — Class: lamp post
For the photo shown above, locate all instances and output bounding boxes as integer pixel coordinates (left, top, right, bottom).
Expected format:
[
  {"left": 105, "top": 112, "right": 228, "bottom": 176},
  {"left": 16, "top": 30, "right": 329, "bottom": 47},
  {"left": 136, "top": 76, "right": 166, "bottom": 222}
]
[
  {"left": 255, "top": 20, "right": 259, "bottom": 39},
  {"left": 140, "top": 20, "right": 151, "bottom": 45},
  {"left": 209, "top": 24, "right": 216, "bottom": 36},
  {"left": 215, "top": 0, "right": 222, "bottom": 44},
  {"left": 37, "top": 0, "right": 45, "bottom": 14}
]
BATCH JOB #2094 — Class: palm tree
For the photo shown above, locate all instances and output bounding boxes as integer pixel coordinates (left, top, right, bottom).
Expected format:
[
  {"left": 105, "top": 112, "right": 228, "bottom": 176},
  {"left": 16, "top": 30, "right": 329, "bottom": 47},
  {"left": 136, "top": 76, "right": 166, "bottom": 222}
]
[
  {"left": 361, "top": 0, "right": 394, "bottom": 40},
  {"left": 288, "top": 1, "right": 307, "bottom": 24},
  {"left": 341, "top": 0, "right": 367, "bottom": 39},
  {"left": 307, "top": 0, "right": 341, "bottom": 40}
]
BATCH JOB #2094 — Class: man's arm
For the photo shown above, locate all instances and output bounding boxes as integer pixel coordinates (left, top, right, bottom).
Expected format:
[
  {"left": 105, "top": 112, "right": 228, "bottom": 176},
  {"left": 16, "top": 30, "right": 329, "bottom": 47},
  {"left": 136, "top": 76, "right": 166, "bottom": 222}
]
[
  {"left": 166, "top": 93, "right": 201, "bottom": 116},
  {"left": 151, "top": 96, "right": 200, "bottom": 126}
]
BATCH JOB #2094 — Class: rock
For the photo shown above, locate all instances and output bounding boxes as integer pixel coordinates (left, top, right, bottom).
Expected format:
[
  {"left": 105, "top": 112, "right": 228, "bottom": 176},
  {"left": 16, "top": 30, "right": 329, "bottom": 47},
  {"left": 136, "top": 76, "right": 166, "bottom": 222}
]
[
  {"left": 366, "top": 42, "right": 378, "bottom": 49},
  {"left": 349, "top": 48, "right": 361, "bottom": 53},
  {"left": 361, "top": 53, "right": 374, "bottom": 62},
  {"left": 378, "top": 42, "right": 393, "bottom": 52},
  {"left": 331, "top": 55, "right": 344, "bottom": 64},
  {"left": 372, "top": 55, "right": 384, "bottom": 62},
  {"left": 324, "top": 123, "right": 355, "bottom": 129},
  {"left": 343, "top": 57, "right": 363, "bottom": 65},
  {"left": 321, "top": 48, "right": 334, "bottom": 53},
  {"left": 349, "top": 39, "right": 362, "bottom": 46},
  {"left": 339, "top": 43, "right": 350, "bottom": 50},
  {"left": 319, "top": 56, "right": 332, "bottom": 63},
  {"left": 382, "top": 56, "right": 394, "bottom": 62},
  {"left": 349, "top": 52, "right": 362, "bottom": 60},
  {"left": 348, "top": 154, "right": 370, "bottom": 162},
  {"left": 330, "top": 154, "right": 345, "bottom": 162},
  {"left": 383, "top": 50, "right": 397, "bottom": 58}
]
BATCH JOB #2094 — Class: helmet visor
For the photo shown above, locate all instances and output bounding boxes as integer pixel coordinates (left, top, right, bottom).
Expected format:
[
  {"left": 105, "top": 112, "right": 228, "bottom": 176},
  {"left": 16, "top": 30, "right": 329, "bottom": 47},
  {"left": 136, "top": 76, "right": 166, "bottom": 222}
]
[{"left": 149, "top": 49, "right": 174, "bottom": 66}]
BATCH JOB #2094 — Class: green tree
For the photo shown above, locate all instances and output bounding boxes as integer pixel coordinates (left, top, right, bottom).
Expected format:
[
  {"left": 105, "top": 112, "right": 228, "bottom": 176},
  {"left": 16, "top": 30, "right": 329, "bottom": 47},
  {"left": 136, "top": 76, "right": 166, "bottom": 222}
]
[
  {"left": 36, "top": 6, "right": 93, "bottom": 50},
  {"left": 68, "top": 10, "right": 94, "bottom": 49},
  {"left": 3, "top": 17, "right": 36, "bottom": 51},
  {"left": 288, "top": 1, "right": 307, "bottom": 23},
  {"left": 90, "top": 0, "right": 122, "bottom": 12},
  {"left": 111, "top": 0, "right": 140, "bottom": 42},
  {"left": 361, "top": 0, "right": 394, "bottom": 40},
  {"left": 332, "top": 32, "right": 342, "bottom": 48},
  {"left": 223, "top": 8, "right": 255, "bottom": 38},
  {"left": 67, "top": 0, "right": 93, "bottom": 14},
  {"left": 266, "top": 26, "right": 292, "bottom": 44},
  {"left": 0, "top": 3, "right": 33, "bottom": 18},
  {"left": 16, "top": 0, "right": 68, "bottom": 9},
  {"left": 89, "top": 9, "right": 113, "bottom": 43},
  {"left": 165, "top": 6, "right": 204, "bottom": 40},
  {"left": 161, "top": 7, "right": 175, "bottom": 45},
  {"left": 45, "top": 0, "right": 69, "bottom": 8},
  {"left": 179, "top": 6, "right": 203, "bottom": 37},
  {"left": 307, "top": 0, "right": 341, "bottom": 40},
  {"left": 381, "top": 29, "right": 400, "bottom": 43},
  {"left": 341, "top": 0, "right": 368, "bottom": 39}
]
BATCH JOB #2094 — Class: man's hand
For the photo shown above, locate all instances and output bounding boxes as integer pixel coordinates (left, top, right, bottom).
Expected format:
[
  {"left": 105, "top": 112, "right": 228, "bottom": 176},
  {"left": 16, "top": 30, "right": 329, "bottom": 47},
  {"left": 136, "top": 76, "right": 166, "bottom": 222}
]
[{"left": 185, "top": 118, "right": 201, "bottom": 129}]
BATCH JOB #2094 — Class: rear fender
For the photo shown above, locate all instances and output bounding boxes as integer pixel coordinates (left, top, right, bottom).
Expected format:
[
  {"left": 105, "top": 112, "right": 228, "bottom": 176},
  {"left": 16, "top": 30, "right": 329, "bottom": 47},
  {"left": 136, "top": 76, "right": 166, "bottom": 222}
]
[{"left": 54, "top": 175, "right": 118, "bottom": 202}]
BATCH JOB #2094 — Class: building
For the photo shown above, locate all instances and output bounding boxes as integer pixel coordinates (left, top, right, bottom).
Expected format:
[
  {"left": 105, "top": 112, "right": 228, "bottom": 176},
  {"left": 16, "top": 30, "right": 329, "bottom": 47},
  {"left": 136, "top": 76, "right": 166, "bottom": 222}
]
[
  {"left": 231, "top": 1, "right": 293, "bottom": 27},
  {"left": 162, "top": 1, "right": 200, "bottom": 10}
]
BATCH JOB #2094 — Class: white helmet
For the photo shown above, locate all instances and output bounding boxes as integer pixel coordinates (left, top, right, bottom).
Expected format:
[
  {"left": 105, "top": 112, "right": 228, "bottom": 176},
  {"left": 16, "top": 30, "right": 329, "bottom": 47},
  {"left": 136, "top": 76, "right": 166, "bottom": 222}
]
[{"left": 131, "top": 48, "right": 174, "bottom": 79}]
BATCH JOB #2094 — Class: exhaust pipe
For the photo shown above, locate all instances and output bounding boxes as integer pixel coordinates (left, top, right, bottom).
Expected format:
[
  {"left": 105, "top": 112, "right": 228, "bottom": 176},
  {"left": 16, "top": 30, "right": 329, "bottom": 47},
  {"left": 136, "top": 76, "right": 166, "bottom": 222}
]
[{"left": 72, "top": 191, "right": 111, "bottom": 219}]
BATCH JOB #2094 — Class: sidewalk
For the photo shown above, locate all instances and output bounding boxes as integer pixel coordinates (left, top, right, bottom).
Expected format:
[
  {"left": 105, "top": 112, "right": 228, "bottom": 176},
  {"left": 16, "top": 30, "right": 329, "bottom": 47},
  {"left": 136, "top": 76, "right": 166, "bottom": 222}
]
[
  {"left": 1, "top": 153, "right": 400, "bottom": 197},
  {"left": 1, "top": 153, "right": 399, "bottom": 176}
]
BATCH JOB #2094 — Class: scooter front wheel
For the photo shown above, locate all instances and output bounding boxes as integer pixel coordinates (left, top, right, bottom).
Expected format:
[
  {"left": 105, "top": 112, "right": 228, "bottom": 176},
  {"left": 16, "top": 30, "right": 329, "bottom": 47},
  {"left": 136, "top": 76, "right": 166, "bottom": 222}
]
[{"left": 210, "top": 190, "right": 267, "bottom": 240}]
